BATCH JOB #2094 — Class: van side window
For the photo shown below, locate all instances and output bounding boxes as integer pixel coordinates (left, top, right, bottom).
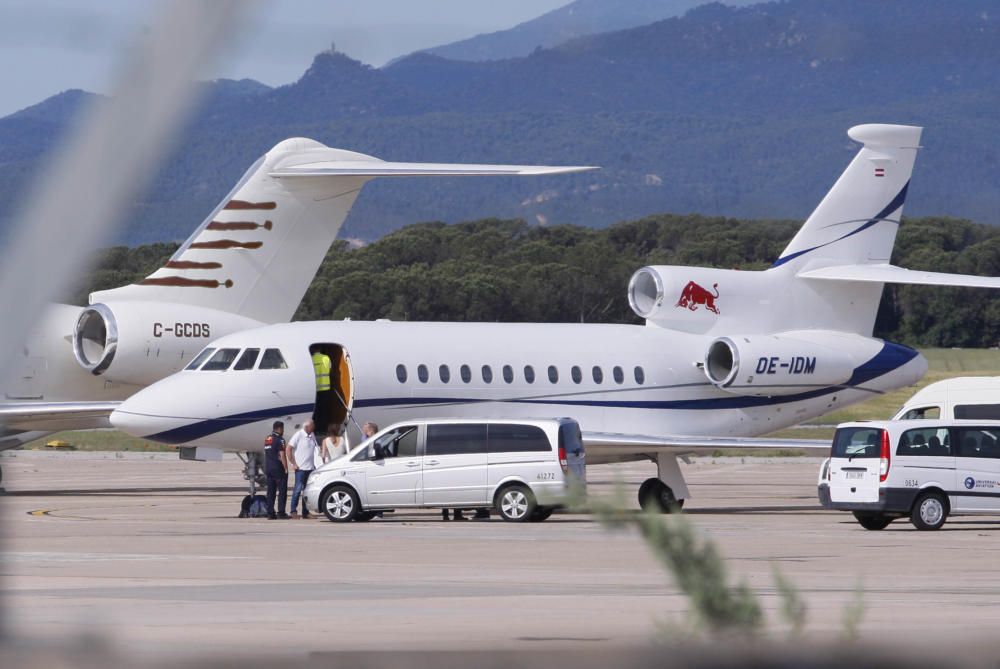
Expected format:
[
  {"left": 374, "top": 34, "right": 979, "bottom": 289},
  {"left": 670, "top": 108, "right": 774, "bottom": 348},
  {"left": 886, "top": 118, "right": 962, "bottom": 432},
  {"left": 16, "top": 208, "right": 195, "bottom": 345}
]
[
  {"left": 955, "top": 404, "right": 1000, "bottom": 420},
  {"left": 259, "top": 349, "right": 287, "bottom": 370},
  {"left": 426, "top": 424, "right": 488, "bottom": 456},
  {"left": 233, "top": 348, "right": 260, "bottom": 371},
  {"left": 900, "top": 406, "right": 941, "bottom": 420},
  {"left": 488, "top": 424, "right": 551, "bottom": 453},
  {"left": 898, "top": 427, "right": 950, "bottom": 456},
  {"left": 955, "top": 428, "right": 1000, "bottom": 458},
  {"left": 371, "top": 425, "right": 418, "bottom": 459}
]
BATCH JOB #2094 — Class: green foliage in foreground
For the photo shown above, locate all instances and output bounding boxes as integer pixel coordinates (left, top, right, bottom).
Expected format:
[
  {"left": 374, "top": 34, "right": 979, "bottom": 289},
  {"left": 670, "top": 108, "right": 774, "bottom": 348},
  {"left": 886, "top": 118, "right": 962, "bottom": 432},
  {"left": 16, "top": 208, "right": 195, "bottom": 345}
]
[{"left": 69, "top": 214, "right": 1000, "bottom": 348}]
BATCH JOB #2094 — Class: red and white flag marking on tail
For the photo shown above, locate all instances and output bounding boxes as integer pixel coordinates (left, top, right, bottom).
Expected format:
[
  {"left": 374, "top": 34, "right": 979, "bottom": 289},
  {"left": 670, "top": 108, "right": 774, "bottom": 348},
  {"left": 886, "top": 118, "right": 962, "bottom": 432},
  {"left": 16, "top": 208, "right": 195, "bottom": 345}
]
[{"left": 874, "top": 167, "right": 885, "bottom": 177}]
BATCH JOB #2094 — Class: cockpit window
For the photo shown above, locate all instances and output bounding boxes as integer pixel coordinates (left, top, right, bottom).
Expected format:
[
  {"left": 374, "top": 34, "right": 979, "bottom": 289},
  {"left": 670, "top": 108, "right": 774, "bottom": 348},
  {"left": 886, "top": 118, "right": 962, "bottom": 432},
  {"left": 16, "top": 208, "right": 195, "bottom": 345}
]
[
  {"left": 185, "top": 347, "right": 216, "bottom": 371},
  {"left": 234, "top": 348, "right": 260, "bottom": 371},
  {"left": 259, "top": 348, "right": 288, "bottom": 370},
  {"left": 201, "top": 348, "right": 240, "bottom": 371}
]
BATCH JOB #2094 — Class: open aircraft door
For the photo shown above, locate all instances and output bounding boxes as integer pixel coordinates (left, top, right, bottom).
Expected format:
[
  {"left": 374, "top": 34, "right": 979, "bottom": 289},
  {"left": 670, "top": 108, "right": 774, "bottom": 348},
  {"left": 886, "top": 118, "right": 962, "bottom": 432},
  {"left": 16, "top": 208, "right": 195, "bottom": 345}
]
[{"left": 310, "top": 343, "right": 355, "bottom": 443}]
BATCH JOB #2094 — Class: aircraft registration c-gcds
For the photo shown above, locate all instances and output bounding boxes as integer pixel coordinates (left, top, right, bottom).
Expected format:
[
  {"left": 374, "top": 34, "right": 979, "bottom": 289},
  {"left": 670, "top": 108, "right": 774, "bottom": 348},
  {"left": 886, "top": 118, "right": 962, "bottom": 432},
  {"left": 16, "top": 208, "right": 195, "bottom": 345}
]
[
  {"left": 0, "top": 137, "right": 595, "bottom": 481},
  {"left": 110, "top": 124, "right": 1000, "bottom": 510}
]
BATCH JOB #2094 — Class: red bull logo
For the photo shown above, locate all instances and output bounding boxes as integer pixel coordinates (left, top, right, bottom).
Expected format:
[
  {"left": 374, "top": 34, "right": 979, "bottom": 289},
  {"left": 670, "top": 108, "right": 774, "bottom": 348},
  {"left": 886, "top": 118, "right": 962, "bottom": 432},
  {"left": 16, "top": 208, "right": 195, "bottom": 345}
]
[{"left": 675, "top": 281, "right": 720, "bottom": 314}]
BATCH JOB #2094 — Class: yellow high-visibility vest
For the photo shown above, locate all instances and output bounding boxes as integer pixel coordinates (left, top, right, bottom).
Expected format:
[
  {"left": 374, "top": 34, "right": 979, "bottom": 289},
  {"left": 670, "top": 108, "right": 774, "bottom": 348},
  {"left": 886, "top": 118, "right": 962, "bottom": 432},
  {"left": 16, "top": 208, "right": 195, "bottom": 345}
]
[{"left": 312, "top": 352, "right": 332, "bottom": 392}]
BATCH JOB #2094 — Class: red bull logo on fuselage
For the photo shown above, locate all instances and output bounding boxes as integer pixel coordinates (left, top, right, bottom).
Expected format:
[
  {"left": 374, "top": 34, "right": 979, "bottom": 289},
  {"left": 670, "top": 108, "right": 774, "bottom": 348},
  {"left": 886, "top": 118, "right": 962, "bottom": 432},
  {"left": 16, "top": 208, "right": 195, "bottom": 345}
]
[{"left": 675, "top": 281, "right": 720, "bottom": 314}]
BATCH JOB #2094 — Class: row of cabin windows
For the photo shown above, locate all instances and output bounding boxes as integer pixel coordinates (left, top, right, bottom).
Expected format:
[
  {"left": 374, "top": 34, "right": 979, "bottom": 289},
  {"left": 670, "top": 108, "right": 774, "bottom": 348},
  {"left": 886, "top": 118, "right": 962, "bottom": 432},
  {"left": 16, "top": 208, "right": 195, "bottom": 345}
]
[
  {"left": 395, "top": 363, "right": 646, "bottom": 386},
  {"left": 185, "top": 347, "right": 288, "bottom": 372}
]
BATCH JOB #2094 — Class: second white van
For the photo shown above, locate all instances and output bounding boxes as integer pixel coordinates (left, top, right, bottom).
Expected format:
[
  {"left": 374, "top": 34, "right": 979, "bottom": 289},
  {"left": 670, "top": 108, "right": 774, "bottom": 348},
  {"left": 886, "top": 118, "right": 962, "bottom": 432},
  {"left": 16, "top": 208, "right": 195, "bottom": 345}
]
[{"left": 305, "top": 417, "right": 586, "bottom": 523}]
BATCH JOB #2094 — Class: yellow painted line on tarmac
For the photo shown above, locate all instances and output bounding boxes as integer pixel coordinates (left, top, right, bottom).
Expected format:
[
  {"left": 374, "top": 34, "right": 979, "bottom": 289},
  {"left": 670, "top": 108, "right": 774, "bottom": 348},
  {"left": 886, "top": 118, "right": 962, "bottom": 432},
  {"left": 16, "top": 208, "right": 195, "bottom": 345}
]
[{"left": 27, "top": 509, "right": 53, "bottom": 517}]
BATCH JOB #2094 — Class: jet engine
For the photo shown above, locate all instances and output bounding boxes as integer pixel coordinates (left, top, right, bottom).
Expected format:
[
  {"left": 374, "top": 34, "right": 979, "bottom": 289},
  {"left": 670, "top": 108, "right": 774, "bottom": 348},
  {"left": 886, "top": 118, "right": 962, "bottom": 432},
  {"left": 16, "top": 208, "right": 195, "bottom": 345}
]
[
  {"left": 72, "top": 301, "right": 262, "bottom": 386},
  {"left": 703, "top": 332, "right": 859, "bottom": 397}
]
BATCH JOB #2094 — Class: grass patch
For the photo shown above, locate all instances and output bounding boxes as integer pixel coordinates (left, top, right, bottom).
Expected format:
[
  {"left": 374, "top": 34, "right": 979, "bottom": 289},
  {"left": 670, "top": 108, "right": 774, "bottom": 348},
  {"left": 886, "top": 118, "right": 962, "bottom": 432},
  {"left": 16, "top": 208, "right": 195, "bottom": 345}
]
[{"left": 24, "top": 430, "right": 176, "bottom": 452}]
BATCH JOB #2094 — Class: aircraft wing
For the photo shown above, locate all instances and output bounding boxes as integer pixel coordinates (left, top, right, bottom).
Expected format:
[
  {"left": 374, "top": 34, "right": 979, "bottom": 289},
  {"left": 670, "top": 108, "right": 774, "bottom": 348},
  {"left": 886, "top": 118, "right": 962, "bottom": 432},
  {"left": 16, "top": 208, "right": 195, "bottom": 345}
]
[
  {"left": 0, "top": 401, "right": 120, "bottom": 431},
  {"left": 582, "top": 431, "right": 829, "bottom": 463},
  {"left": 798, "top": 263, "right": 1000, "bottom": 288},
  {"left": 269, "top": 161, "right": 599, "bottom": 178}
]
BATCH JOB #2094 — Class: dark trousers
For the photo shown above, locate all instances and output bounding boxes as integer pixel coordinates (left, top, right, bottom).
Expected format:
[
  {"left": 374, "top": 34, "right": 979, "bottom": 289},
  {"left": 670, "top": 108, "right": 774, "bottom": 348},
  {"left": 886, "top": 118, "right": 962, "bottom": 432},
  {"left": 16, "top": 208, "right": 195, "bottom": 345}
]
[
  {"left": 314, "top": 389, "right": 331, "bottom": 433},
  {"left": 265, "top": 470, "right": 287, "bottom": 516}
]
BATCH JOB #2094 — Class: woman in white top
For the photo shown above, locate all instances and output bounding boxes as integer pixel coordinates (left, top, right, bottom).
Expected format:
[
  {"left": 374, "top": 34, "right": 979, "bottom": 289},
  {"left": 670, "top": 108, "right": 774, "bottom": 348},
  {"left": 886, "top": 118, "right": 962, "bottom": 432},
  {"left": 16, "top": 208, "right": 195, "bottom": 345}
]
[{"left": 322, "top": 430, "right": 349, "bottom": 462}]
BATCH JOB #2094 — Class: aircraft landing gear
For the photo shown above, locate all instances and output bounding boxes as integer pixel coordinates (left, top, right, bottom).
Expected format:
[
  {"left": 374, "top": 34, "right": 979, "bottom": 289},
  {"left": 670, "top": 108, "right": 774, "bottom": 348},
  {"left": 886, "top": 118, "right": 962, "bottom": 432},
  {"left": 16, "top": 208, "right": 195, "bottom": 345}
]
[
  {"left": 638, "top": 453, "right": 690, "bottom": 513},
  {"left": 237, "top": 452, "right": 267, "bottom": 518}
]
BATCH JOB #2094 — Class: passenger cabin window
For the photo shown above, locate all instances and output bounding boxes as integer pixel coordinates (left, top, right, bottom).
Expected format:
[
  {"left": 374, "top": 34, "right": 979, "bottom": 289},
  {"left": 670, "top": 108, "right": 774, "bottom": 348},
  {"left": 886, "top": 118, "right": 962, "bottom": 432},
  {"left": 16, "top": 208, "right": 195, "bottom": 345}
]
[
  {"left": 417, "top": 364, "right": 429, "bottom": 383},
  {"left": 571, "top": 366, "right": 582, "bottom": 384},
  {"left": 634, "top": 366, "right": 646, "bottom": 385},
  {"left": 613, "top": 366, "right": 624, "bottom": 384},
  {"left": 185, "top": 347, "right": 216, "bottom": 370},
  {"left": 548, "top": 366, "right": 559, "bottom": 383},
  {"left": 488, "top": 424, "right": 551, "bottom": 453},
  {"left": 955, "top": 427, "right": 1000, "bottom": 459},
  {"left": 370, "top": 425, "right": 418, "bottom": 459},
  {"left": 426, "top": 423, "right": 488, "bottom": 456},
  {"left": 233, "top": 348, "right": 260, "bottom": 371},
  {"left": 202, "top": 348, "right": 240, "bottom": 371},
  {"left": 524, "top": 365, "right": 535, "bottom": 384},
  {"left": 482, "top": 365, "right": 493, "bottom": 383},
  {"left": 897, "top": 427, "right": 951, "bottom": 456},
  {"left": 460, "top": 365, "right": 472, "bottom": 383},
  {"left": 502, "top": 365, "right": 514, "bottom": 384},
  {"left": 259, "top": 348, "right": 288, "bottom": 370},
  {"left": 396, "top": 364, "right": 407, "bottom": 383},
  {"left": 592, "top": 366, "right": 603, "bottom": 384},
  {"left": 955, "top": 404, "right": 1000, "bottom": 420},
  {"left": 439, "top": 365, "right": 451, "bottom": 383},
  {"left": 900, "top": 406, "right": 941, "bottom": 420}
]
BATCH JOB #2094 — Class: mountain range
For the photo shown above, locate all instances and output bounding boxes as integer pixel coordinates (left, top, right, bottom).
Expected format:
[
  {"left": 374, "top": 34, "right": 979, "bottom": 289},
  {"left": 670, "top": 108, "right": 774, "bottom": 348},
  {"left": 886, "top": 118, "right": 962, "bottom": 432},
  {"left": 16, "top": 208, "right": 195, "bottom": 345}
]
[{"left": 1, "top": 0, "right": 999, "bottom": 246}]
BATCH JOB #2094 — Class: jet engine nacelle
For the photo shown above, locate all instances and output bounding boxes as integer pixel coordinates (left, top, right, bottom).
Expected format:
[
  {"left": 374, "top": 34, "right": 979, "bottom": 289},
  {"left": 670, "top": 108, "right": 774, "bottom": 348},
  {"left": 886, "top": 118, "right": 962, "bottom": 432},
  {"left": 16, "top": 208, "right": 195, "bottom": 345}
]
[
  {"left": 72, "top": 301, "right": 263, "bottom": 386},
  {"left": 627, "top": 265, "right": 762, "bottom": 333},
  {"left": 703, "top": 331, "right": 859, "bottom": 397}
]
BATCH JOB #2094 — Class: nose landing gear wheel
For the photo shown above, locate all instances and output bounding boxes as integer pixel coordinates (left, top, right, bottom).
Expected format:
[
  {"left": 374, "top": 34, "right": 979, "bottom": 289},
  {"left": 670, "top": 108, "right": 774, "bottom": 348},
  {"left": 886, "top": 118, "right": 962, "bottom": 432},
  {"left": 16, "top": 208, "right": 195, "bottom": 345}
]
[{"left": 638, "top": 478, "right": 684, "bottom": 513}]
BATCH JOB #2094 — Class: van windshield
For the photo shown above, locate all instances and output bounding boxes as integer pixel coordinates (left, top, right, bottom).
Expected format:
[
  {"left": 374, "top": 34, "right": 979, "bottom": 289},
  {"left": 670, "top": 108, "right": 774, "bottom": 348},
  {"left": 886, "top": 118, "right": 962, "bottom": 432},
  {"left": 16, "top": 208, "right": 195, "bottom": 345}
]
[{"left": 831, "top": 427, "right": 883, "bottom": 459}]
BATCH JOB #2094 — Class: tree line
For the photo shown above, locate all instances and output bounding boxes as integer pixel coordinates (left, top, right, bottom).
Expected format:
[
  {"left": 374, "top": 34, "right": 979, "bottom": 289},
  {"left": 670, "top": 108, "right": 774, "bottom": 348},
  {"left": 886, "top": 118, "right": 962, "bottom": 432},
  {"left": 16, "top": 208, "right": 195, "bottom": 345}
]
[{"left": 70, "top": 215, "right": 1000, "bottom": 348}]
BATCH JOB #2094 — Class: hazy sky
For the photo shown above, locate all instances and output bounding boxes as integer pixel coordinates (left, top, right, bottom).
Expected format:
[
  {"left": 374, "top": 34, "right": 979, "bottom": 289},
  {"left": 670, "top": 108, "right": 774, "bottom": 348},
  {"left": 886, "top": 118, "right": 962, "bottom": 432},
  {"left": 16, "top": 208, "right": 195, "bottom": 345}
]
[{"left": 0, "top": 0, "right": 571, "bottom": 117}]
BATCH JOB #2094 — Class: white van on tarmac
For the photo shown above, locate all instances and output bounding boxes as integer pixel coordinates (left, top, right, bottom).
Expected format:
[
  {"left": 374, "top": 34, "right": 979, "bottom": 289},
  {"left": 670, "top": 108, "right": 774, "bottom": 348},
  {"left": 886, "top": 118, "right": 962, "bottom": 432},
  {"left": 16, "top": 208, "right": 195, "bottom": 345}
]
[
  {"left": 893, "top": 376, "right": 1000, "bottom": 420},
  {"left": 817, "top": 419, "right": 1000, "bottom": 530},
  {"left": 305, "top": 417, "right": 586, "bottom": 523}
]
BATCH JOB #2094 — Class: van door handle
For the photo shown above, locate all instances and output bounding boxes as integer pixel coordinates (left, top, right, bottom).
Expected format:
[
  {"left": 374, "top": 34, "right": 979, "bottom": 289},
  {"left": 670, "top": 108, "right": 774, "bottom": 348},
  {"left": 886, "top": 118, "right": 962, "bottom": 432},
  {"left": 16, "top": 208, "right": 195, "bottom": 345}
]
[
  {"left": 425, "top": 460, "right": 440, "bottom": 466},
  {"left": 405, "top": 461, "right": 420, "bottom": 468}
]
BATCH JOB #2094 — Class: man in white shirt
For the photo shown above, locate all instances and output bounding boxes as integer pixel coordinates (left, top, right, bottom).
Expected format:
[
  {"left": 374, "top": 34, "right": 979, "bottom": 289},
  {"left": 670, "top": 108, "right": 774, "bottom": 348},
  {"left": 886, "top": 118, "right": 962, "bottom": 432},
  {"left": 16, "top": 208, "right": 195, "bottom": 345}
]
[{"left": 286, "top": 420, "right": 320, "bottom": 519}]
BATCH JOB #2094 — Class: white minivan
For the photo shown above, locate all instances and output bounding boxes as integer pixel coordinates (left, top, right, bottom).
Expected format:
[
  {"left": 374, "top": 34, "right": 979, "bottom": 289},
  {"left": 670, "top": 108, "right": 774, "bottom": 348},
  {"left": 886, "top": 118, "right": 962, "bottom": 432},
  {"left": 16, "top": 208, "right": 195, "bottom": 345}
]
[
  {"left": 818, "top": 419, "right": 1000, "bottom": 530},
  {"left": 893, "top": 376, "right": 1000, "bottom": 421},
  {"left": 305, "top": 417, "right": 586, "bottom": 523}
]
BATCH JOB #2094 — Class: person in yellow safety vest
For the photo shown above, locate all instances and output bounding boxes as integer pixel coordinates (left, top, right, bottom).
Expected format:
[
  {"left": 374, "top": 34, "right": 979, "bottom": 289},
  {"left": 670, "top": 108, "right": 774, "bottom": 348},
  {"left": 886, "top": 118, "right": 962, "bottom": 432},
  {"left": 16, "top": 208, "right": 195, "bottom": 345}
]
[{"left": 310, "top": 346, "right": 332, "bottom": 435}]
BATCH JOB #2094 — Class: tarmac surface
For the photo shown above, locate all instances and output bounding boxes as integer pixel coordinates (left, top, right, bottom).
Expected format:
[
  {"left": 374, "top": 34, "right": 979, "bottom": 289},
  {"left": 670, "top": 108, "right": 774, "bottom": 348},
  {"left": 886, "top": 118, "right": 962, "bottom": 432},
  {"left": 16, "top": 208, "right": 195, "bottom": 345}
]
[{"left": 1, "top": 451, "right": 1000, "bottom": 661}]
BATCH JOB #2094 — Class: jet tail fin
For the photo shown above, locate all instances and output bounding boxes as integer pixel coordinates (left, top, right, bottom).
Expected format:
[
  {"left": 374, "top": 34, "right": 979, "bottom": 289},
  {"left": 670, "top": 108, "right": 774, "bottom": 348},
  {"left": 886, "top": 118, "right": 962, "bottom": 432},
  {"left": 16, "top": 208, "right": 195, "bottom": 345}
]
[{"left": 91, "top": 138, "right": 596, "bottom": 323}]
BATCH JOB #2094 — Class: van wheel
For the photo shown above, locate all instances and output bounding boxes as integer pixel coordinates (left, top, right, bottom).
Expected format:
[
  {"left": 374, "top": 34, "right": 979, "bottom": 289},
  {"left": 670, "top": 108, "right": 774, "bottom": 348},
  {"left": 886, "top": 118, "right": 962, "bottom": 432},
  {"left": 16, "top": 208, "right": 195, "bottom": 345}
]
[
  {"left": 639, "top": 478, "right": 684, "bottom": 513},
  {"left": 496, "top": 484, "right": 536, "bottom": 522},
  {"left": 529, "top": 507, "right": 554, "bottom": 522},
  {"left": 852, "top": 511, "right": 893, "bottom": 530},
  {"left": 321, "top": 485, "right": 359, "bottom": 523},
  {"left": 911, "top": 491, "right": 948, "bottom": 531}
]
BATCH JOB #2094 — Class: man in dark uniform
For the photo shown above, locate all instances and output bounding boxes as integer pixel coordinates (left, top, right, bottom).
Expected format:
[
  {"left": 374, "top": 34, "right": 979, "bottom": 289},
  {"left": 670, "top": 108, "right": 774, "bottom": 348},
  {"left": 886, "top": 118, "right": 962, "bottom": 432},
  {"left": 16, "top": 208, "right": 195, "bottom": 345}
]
[{"left": 264, "top": 421, "right": 289, "bottom": 520}]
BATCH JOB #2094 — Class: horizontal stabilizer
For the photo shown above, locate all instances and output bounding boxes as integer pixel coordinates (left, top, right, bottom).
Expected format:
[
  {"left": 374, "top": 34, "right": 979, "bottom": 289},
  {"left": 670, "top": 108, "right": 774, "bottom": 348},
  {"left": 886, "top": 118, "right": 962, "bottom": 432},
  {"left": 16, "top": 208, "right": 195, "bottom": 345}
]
[
  {"left": 799, "top": 263, "right": 1000, "bottom": 289},
  {"left": 0, "top": 401, "right": 119, "bottom": 431},
  {"left": 583, "top": 431, "right": 827, "bottom": 459},
  {"left": 269, "top": 162, "right": 599, "bottom": 178}
]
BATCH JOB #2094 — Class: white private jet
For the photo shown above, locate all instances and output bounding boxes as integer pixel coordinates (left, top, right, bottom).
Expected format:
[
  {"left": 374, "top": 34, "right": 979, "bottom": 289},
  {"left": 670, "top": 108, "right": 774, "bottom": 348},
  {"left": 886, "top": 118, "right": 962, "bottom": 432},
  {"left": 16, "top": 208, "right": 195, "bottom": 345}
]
[
  {"left": 0, "top": 137, "right": 594, "bottom": 481},
  {"left": 111, "top": 124, "right": 1000, "bottom": 510}
]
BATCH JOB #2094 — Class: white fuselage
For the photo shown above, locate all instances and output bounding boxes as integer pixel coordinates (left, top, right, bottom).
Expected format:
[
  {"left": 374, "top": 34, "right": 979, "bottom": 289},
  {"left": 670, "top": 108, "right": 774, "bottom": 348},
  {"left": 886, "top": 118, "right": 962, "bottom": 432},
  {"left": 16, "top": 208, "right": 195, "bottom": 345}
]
[{"left": 110, "top": 319, "right": 927, "bottom": 462}]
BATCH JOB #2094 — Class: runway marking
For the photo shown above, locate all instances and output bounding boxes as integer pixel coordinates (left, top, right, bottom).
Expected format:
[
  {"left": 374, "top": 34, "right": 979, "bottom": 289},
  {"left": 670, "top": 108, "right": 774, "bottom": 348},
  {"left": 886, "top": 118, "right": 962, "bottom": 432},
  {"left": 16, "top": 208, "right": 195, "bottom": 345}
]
[
  {"left": 2, "top": 551, "right": 251, "bottom": 563},
  {"left": 26, "top": 509, "right": 53, "bottom": 517}
]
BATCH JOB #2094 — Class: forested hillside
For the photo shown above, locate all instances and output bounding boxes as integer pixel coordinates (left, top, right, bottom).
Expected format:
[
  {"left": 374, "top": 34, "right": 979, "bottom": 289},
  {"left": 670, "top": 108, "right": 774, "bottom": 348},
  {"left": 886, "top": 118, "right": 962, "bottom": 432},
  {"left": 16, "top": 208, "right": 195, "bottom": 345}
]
[{"left": 71, "top": 216, "right": 1000, "bottom": 348}]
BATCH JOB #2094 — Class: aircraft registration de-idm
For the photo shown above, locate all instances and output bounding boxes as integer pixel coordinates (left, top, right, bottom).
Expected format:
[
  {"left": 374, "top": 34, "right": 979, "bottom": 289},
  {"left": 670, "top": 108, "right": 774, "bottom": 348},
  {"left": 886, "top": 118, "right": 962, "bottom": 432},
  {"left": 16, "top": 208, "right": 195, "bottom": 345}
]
[{"left": 110, "top": 124, "right": 1000, "bottom": 511}]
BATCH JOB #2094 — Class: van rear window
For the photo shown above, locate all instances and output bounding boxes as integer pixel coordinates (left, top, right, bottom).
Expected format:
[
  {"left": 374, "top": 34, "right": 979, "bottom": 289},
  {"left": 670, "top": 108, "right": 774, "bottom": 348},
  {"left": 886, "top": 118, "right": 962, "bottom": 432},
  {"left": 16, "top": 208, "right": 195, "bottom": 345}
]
[{"left": 831, "top": 427, "right": 883, "bottom": 458}]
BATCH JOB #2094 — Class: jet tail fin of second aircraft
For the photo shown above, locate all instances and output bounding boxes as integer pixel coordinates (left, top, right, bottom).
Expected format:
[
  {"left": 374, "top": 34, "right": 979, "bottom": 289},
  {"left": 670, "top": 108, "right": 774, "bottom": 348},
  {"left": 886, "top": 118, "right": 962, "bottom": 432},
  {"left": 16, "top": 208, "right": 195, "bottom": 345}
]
[{"left": 91, "top": 138, "right": 595, "bottom": 323}]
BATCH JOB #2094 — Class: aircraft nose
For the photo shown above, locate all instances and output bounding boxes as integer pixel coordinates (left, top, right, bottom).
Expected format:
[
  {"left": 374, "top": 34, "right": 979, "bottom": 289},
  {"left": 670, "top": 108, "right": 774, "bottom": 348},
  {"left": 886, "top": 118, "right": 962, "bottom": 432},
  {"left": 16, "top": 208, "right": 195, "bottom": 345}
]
[{"left": 110, "top": 384, "right": 197, "bottom": 443}]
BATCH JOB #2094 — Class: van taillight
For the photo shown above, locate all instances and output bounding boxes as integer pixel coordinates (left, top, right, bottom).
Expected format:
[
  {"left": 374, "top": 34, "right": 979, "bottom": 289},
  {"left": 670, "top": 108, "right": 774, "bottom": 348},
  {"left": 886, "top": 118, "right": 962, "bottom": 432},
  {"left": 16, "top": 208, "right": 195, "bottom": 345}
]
[
  {"left": 558, "top": 446, "right": 568, "bottom": 473},
  {"left": 879, "top": 429, "right": 891, "bottom": 482}
]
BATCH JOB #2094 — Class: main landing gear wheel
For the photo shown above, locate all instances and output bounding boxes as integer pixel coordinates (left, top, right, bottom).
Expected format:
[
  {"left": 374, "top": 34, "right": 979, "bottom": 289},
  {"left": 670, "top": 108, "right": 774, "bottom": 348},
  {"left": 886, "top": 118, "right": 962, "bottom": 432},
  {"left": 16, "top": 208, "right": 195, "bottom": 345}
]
[
  {"left": 852, "top": 511, "right": 893, "bottom": 531},
  {"left": 321, "top": 485, "right": 360, "bottom": 523},
  {"left": 911, "top": 491, "right": 948, "bottom": 531},
  {"left": 639, "top": 478, "right": 684, "bottom": 513},
  {"left": 497, "top": 484, "right": 536, "bottom": 522}
]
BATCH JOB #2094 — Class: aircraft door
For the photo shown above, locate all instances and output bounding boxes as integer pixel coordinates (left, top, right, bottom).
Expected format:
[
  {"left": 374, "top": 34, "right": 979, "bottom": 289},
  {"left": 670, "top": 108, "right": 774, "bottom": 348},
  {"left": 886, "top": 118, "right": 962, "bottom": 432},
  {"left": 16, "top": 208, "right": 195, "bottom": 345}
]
[{"left": 309, "top": 343, "right": 354, "bottom": 441}]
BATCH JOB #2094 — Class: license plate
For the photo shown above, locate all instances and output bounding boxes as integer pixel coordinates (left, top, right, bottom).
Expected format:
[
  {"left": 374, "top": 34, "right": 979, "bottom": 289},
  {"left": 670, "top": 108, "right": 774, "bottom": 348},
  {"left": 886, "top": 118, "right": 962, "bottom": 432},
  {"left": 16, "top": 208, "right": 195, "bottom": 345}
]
[{"left": 845, "top": 471, "right": 864, "bottom": 480}]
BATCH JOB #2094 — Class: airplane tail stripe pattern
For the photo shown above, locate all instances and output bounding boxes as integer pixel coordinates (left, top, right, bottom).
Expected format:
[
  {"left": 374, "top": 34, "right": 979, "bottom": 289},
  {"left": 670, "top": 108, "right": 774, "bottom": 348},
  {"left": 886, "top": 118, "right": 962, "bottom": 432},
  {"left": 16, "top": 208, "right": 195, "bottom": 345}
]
[{"left": 772, "top": 181, "right": 910, "bottom": 267}]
